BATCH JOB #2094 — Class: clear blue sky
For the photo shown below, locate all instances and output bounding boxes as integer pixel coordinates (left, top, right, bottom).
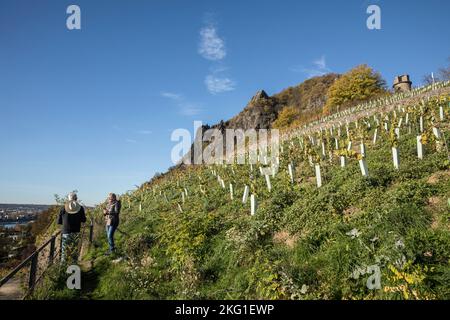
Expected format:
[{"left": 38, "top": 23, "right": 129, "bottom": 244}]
[{"left": 0, "top": 0, "right": 449, "bottom": 205}]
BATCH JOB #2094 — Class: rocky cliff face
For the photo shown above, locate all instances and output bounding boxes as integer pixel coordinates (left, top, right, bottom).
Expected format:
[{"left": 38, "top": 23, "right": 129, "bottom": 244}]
[
  {"left": 177, "top": 73, "right": 339, "bottom": 167},
  {"left": 212, "top": 73, "right": 339, "bottom": 132},
  {"left": 221, "top": 90, "right": 279, "bottom": 130}
]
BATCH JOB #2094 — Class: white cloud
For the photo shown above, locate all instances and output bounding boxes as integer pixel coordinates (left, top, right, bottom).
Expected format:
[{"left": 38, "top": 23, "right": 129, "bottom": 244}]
[
  {"left": 161, "top": 91, "right": 203, "bottom": 116},
  {"left": 291, "top": 55, "right": 332, "bottom": 78},
  {"left": 205, "top": 75, "right": 236, "bottom": 94},
  {"left": 125, "top": 139, "right": 137, "bottom": 144},
  {"left": 137, "top": 130, "right": 152, "bottom": 135},
  {"left": 161, "top": 92, "right": 182, "bottom": 101},
  {"left": 313, "top": 55, "right": 327, "bottom": 70},
  {"left": 180, "top": 104, "right": 202, "bottom": 116},
  {"left": 198, "top": 18, "right": 236, "bottom": 94},
  {"left": 209, "top": 65, "right": 229, "bottom": 73},
  {"left": 199, "top": 25, "right": 226, "bottom": 61}
]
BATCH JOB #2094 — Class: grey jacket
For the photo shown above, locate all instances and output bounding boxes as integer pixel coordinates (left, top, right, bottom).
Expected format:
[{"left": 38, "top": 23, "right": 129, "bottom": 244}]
[{"left": 105, "top": 200, "right": 121, "bottom": 226}]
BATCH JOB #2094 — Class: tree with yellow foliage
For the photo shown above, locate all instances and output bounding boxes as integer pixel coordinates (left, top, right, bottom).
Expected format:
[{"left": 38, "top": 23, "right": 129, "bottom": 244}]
[
  {"left": 323, "top": 65, "right": 387, "bottom": 115},
  {"left": 272, "top": 106, "right": 299, "bottom": 129}
]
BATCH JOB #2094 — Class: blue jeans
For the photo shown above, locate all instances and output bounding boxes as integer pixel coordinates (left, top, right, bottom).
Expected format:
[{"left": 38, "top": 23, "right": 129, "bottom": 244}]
[
  {"left": 106, "top": 224, "right": 117, "bottom": 252},
  {"left": 61, "top": 233, "right": 80, "bottom": 264}
]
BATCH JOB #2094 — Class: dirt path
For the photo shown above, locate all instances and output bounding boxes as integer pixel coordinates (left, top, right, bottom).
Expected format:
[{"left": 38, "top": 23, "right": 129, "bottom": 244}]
[{"left": 0, "top": 278, "right": 24, "bottom": 300}]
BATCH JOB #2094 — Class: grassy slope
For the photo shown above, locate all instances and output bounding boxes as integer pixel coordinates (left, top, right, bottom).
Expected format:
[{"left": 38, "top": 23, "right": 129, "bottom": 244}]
[
  {"left": 31, "top": 86, "right": 450, "bottom": 300},
  {"left": 80, "top": 122, "right": 450, "bottom": 300}
]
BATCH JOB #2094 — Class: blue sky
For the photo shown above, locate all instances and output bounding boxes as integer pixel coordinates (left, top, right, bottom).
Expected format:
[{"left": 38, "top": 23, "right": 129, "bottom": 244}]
[{"left": 0, "top": 0, "right": 449, "bottom": 205}]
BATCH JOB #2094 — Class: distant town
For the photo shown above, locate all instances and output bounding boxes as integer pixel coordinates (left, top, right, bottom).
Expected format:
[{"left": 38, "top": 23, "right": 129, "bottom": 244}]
[
  {"left": 0, "top": 204, "right": 52, "bottom": 267},
  {"left": 0, "top": 204, "right": 51, "bottom": 225}
]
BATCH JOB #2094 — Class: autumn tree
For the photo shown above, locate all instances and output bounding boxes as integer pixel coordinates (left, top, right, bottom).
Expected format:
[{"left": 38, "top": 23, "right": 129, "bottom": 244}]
[
  {"left": 272, "top": 106, "right": 300, "bottom": 129},
  {"left": 323, "top": 65, "right": 387, "bottom": 115}
]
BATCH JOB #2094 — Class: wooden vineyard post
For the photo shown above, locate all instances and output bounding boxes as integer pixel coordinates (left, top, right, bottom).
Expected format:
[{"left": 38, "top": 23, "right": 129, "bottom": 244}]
[{"left": 373, "top": 128, "right": 378, "bottom": 145}]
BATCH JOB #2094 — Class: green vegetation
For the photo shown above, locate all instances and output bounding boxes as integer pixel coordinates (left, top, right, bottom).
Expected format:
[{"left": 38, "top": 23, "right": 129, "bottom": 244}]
[{"left": 33, "top": 89, "right": 449, "bottom": 300}]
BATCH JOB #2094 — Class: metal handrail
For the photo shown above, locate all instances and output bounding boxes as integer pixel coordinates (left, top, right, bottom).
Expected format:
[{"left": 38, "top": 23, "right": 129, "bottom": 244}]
[
  {"left": 0, "top": 209, "right": 94, "bottom": 296},
  {"left": 0, "top": 230, "right": 61, "bottom": 288},
  {"left": 0, "top": 220, "right": 94, "bottom": 297}
]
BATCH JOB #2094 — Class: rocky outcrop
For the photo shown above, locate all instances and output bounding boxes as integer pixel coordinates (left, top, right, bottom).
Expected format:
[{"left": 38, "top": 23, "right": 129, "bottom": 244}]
[
  {"left": 224, "top": 90, "right": 278, "bottom": 130},
  {"left": 177, "top": 73, "right": 339, "bottom": 167}
]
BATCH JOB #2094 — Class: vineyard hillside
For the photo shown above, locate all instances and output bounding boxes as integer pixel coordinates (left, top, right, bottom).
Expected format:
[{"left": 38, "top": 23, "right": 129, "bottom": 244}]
[{"left": 34, "top": 81, "right": 450, "bottom": 300}]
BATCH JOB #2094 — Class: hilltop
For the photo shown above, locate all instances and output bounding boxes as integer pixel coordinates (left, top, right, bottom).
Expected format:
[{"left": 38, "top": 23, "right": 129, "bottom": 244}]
[{"left": 206, "top": 73, "right": 340, "bottom": 131}]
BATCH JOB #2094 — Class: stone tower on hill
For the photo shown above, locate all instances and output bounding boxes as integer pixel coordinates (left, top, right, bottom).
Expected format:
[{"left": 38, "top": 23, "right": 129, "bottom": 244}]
[{"left": 393, "top": 75, "right": 412, "bottom": 92}]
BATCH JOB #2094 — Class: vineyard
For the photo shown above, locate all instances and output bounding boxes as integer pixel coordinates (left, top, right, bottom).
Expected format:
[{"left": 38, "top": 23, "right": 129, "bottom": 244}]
[{"left": 34, "top": 82, "right": 450, "bottom": 300}]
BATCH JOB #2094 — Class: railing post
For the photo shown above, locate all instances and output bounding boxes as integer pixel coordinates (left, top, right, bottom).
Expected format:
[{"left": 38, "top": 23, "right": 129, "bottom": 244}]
[
  {"left": 89, "top": 223, "right": 94, "bottom": 244},
  {"left": 48, "top": 235, "right": 56, "bottom": 265},
  {"left": 59, "top": 233, "right": 63, "bottom": 260},
  {"left": 28, "top": 252, "right": 38, "bottom": 291}
]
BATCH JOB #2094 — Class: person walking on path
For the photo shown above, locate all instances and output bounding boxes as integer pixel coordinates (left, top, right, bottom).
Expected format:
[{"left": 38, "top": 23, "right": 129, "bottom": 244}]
[
  {"left": 103, "top": 193, "right": 121, "bottom": 255},
  {"left": 58, "top": 192, "right": 86, "bottom": 264}
]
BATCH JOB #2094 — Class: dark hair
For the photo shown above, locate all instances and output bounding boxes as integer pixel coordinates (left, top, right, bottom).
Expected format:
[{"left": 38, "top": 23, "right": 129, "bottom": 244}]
[{"left": 109, "top": 193, "right": 117, "bottom": 201}]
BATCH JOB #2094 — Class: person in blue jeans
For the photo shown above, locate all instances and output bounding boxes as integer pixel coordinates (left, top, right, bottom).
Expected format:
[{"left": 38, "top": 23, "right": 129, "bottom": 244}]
[{"left": 103, "top": 193, "right": 121, "bottom": 255}]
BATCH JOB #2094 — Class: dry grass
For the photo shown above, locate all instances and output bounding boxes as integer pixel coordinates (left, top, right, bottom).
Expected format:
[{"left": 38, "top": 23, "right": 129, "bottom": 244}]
[{"left": 273, "top": 230, "right": 298, "bottom": 249}]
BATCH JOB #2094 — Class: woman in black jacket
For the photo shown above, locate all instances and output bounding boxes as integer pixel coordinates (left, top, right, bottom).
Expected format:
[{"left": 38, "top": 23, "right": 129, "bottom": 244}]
[{"left": 103, "top": 193, "right": 120, "bottom": 254}]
